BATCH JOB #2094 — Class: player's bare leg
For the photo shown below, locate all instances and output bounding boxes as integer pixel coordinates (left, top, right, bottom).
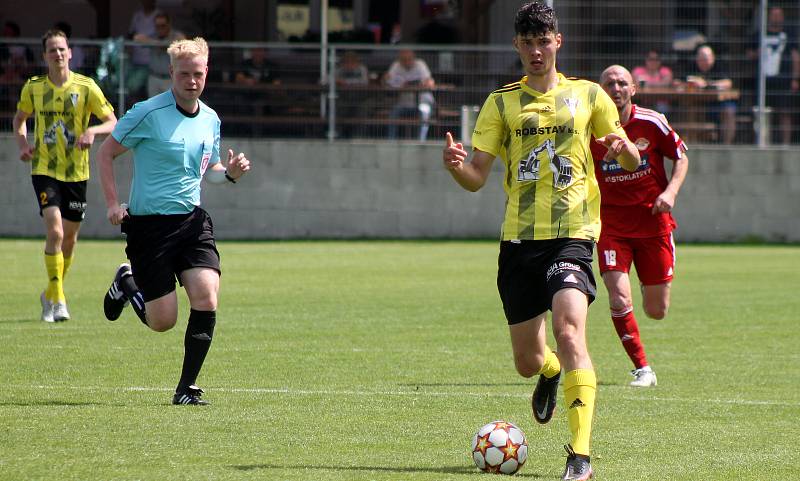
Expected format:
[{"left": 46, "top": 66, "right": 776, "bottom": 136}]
[
  {"left": 60, "top": 219, "right": 81, "bottom": 270},
  {"left": 510, "top": 313, "right": 562, "bottom": 424},
  {"left": 42, "top": 206, "right": 65, "bottom": 256},
  {"left": 181, "top": 267, "right": 219, "bottom": 312},
  {"left": 550, "top": 288, "right": 591, "bottom": 372},
  {"left": 509, "top": 313, "right": 548, "bottom": 377},
  {"left": 641, "top": 282, "right": 671, "bottom": 320},
  {"left": 143, "top": 291, "right": 179, "bottom": 332},
  {"left": 551, "top": 288, "right": 594, "bottom": 476}
]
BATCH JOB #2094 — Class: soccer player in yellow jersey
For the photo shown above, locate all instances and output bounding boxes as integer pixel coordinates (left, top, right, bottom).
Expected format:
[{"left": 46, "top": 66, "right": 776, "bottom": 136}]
[
  {"left": 12, "top": 29, "right": 116, "bottom": 322},
  {"left": 443, "top": 3, "right": 640, "bottom": 480}
]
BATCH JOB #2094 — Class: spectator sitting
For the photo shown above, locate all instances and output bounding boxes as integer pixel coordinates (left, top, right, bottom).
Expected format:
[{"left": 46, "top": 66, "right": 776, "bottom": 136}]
[
  {"left": 234, "top": 47, "right": 281, "bottom": 86},
  {"left": 336, "top": 50, "right": 368, "bottom": 87},
  {"left": 335, "top": 51, "right": 369, "bottom": 138},
  {"left": 231, "top": 47, "right": 281, "bottom": 135},
  {"left": 632, "top": 49, "right": 673, "bottom": 113},
  {"left": 685, "top": 44, "right": 737, "bottom": 144},
  {"left": 383, "top": 49, "right": 435, "bottom": 141}
]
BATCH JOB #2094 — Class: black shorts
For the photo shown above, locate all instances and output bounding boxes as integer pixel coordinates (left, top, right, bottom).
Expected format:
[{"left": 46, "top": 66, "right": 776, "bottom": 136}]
[
  {"left": 31, "top": 175, "right": 87, "bottom": 222},
  {"left": 497, "top": 238, "right": 597, "bottom": 325},
  {"left": 765, "top": 76, "right": 797, "bottom": 112},
  {"left": 121, "top": 207, "right": 221, "bottom": 302}
]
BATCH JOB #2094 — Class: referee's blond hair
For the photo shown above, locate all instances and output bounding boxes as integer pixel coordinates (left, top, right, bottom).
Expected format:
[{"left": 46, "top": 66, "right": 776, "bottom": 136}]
[{"left": 167, "top": 37, "right": 209, "bottom": 64}]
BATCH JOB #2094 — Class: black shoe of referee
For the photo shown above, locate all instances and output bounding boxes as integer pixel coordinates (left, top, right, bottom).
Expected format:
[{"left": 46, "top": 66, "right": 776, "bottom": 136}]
[
  {"left": 104, "top": 263, "right": 132, "bottom": 321},
  {"left": 532, "top": 370, "right": 561, "bottom": 424},
  {"left": 173, "top": 385, "right": 210, "bottom": 405}
]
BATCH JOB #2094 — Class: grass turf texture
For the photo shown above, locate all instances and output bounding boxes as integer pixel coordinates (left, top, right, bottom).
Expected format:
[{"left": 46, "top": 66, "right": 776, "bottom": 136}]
[{"left": 0, "top": 239, "right": 798, "bottom": 480}]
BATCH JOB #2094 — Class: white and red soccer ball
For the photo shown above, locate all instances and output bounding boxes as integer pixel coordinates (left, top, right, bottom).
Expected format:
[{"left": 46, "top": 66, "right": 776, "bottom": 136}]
[{"left": 471, "top": 420, "right": 528, "bottom": 475}]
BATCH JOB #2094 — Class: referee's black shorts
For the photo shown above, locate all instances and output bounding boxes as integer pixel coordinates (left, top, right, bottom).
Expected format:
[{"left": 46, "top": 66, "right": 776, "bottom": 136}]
[
  {"left": 122, "top": 206, "right": 220, "bottom": 302},
  {"left": 497, "top": 238, "right": 596, "bottom": 325}
]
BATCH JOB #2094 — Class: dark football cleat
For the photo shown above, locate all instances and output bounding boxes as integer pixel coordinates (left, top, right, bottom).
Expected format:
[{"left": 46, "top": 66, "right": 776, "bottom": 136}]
[
  {"left": 104, "top": 263, "right": 132, "bottom": 321},
  {"left": 532, "top": 370, "right": 560, "bottom": 424},
  {"left": 561, "top": 445, "right": 593, "bottom": 480},
  {"left": 172, "top": 385, "right": 210, "bottom": 405}
]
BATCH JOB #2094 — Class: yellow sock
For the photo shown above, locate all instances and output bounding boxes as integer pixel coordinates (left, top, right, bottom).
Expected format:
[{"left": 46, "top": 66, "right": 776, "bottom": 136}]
[
  {"left": 62, "top": 254, "right": 73, "bottom": 279},
  {"left": 564, "top": 369, "right": 597, "bottom": 456},
  {"left": 538, "top": 345, "right": 561, "bottom": 378},
  {"left": 44, "top": 252, "right": 65, "bottom": 303}
]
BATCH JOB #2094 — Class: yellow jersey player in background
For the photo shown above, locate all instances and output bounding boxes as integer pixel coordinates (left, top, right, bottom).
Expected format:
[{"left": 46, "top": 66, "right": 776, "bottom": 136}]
[
  {"left": 13, "top": 29, "right": 116, "bottom": 322},
  {"left": 442, "top": 2, "right": 640, "bottom": 480}
]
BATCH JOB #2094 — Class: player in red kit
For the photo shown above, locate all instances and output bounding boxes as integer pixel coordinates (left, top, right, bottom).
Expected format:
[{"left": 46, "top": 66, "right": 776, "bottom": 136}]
[{"left": 590, "top": 65, "right": 689, "bottom": 387}]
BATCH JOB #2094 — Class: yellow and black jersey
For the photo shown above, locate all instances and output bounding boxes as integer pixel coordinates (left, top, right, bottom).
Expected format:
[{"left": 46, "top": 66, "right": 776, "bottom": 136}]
[
  {"left": 17, "top": 72, "right": 114, "bottom": 182},
  {"left": 472, "top": 73, "right": 627, "bottom": 241}
]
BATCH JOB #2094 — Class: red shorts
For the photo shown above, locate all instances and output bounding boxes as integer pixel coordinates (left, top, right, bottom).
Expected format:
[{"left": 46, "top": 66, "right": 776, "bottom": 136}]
[{"left": 597, "top": 232, "right": 675, "bottom": 285}]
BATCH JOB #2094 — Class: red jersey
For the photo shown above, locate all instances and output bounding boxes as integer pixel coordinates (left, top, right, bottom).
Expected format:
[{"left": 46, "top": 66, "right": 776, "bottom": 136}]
[{"left": 591, "top": 105, "right": 687, "bottom": 238}]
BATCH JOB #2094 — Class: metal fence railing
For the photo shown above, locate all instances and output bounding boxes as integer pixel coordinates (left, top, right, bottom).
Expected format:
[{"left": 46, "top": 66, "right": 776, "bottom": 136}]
[{"left": 0, "top": 20, "right": 795, "bottom": 147}]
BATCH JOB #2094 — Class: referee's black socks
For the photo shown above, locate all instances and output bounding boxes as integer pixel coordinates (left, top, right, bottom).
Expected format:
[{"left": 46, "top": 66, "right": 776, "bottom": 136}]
[{"left": 177, "top": 309, "right": 216, "bottom": 393}]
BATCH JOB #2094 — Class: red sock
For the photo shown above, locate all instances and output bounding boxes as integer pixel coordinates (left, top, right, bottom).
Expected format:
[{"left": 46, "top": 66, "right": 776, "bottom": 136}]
[{"left": 611, "top": 309, "right": 648, "bottom": 369}]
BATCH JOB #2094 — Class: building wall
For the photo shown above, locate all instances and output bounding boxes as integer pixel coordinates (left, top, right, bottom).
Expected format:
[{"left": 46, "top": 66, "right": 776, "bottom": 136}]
[
  {"left": 1, "top": 138, "right": 798, "bottom": 242},
  {"left": 0, "top": 0, "right": 228, "bottom": 40},
  {"left": 0, "top": 0, "right": 97, "bottom": 38}
]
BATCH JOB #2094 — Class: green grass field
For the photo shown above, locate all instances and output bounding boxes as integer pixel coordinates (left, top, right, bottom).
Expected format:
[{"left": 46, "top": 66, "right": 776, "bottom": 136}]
[{"left": 1, "top": 239, "right": 798, "bottom": 481}]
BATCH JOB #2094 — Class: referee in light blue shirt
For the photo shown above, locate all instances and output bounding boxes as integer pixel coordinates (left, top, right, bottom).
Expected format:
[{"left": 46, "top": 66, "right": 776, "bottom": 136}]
[{"left": 97, "top": 37, "right": 250, "bottom": 406}]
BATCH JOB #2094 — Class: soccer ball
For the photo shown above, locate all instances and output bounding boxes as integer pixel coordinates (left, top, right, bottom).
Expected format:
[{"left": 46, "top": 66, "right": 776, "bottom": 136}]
[{"left": 471, "top": 420, "right": 528, "bottom": 475}]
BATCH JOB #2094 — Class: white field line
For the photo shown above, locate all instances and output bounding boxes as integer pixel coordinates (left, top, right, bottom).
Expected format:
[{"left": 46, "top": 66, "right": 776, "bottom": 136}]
[{"left": 10, "top": 384, "right": 800, "bottom": 407}]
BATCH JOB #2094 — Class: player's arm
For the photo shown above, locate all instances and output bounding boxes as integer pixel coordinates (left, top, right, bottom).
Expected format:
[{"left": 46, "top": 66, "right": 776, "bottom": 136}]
[
  {"left": 592, "top": 87, "right": 640, "bottom": 171},
  {"left": 653, "top": 152, "right": 689, "bottom": 214},
  {"left": 443, "top": 132, "right": 495, "bottom": 192},
  {"left": 595, "top": 133, "right": 640, "bottom": 172},
  {"left": 97, "top": 135, "right": 130, "bottom": 225},
  {"left": 77, "top": 112, "right": 118, "bottom": 150},
  {"left": 12, "top": 109, "right": 33, "bottom": 161}
]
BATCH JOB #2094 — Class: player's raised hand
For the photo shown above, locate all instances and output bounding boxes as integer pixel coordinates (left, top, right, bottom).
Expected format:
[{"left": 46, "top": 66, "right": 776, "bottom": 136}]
[
  {"left": 596, "top": 133, "right": 626, "bottom": 162},
  {"left": 225, "top": 149, "right": 251, "bottom": 179},
  {"left": 443, "top": 132, "right": 467, "bottom": 171}
]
